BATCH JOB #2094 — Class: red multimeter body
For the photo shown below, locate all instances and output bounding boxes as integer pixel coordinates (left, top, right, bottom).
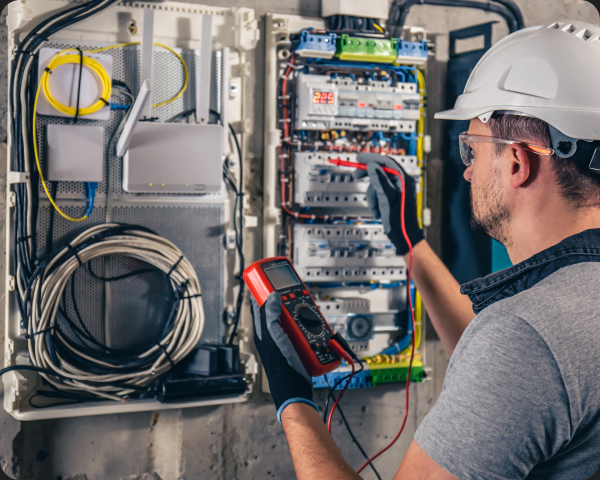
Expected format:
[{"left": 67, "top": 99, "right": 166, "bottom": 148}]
[{"left": 243, "top": 257, "right": 342, "bottom": 377}]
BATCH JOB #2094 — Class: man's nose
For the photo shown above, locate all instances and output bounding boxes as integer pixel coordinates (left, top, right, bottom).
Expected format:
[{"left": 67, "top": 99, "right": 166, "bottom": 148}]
[{"left": 463, "top": 165, "right": 473, "bottom": 183}]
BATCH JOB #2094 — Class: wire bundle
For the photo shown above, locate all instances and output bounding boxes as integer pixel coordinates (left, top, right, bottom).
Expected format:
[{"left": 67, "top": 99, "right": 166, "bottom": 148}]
[{"left": 26, "top": 224, "right": 205, "bottom": 401}]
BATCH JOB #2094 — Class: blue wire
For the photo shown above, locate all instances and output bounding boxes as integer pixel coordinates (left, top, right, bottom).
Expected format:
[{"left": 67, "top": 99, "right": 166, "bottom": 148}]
[{"left": 85, "top": 182, "right": 97, "bottom": 217}]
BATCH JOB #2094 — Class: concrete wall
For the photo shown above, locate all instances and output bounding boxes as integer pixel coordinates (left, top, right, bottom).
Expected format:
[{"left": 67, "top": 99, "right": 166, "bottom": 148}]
[{"left": 0, "top": 1, "right": 597, "bottom": 479}]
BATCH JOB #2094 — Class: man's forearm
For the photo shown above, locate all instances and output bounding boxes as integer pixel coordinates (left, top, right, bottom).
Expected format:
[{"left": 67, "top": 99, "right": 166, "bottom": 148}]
[
  {"left": 281, "top": 403, "right": 362, "bottom": 480},
  {"left": 404, "top": 240, "right": 475, "bottom": 353}
]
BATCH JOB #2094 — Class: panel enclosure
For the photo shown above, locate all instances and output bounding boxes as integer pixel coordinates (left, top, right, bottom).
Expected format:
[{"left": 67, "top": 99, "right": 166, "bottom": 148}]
[{"left": 4, "top": 0, "right": 259, "bottom": 420}]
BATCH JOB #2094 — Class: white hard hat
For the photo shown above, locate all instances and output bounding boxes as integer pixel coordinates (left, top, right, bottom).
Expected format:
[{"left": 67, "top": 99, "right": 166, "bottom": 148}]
[{"left": 436, "top": 20, "right": 600, "bottom": 170}]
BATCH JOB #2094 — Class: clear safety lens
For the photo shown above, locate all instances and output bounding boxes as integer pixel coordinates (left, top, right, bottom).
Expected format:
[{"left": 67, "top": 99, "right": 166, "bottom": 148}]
[{"left": 459, "top": 138, "right": 474, "bottom": 167}]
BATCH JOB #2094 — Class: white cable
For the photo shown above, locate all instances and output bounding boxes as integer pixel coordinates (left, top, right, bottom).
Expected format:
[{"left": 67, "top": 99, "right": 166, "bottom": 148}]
[{"left": 26, "top": 224, "right": 205, "bottom": 401}]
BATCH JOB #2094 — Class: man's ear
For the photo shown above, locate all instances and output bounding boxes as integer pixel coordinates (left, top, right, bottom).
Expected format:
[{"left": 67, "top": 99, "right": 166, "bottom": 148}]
[{"left": 507, "top": 143, "right": 532, "bottom": 189}]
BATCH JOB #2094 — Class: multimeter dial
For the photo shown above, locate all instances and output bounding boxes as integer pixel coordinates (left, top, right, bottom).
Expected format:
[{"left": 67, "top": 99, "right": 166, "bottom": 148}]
[
  {"left": 286, "top": 299, "right": 338, "bottom": 365},
  {"left": 296, "top": 306, "right": 323, "bottom": 335}
]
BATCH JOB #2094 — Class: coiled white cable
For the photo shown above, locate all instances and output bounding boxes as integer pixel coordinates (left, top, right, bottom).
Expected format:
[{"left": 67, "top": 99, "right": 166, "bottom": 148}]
[{"left": 27, "top": 224, "right": 205, "bottom": 401}]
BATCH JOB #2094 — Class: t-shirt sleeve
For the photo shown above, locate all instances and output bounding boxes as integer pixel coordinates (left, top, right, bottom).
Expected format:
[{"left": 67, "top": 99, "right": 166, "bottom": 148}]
[{"left": 414, "top": 312, "right": 572, "bottom": 480}]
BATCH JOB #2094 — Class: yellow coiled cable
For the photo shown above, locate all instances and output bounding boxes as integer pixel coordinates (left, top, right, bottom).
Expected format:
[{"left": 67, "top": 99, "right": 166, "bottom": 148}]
[{"left": 43, "top": 52, "right": 112, "bottom": 117}]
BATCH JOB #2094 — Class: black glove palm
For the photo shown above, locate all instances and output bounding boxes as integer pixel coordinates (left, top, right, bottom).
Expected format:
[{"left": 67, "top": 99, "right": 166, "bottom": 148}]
[
  {"left": 353, "top": 153, "right": 424, "bottom": 255},
  {"left": 251, "top": 292, "right": 317, "bottom": 421}
]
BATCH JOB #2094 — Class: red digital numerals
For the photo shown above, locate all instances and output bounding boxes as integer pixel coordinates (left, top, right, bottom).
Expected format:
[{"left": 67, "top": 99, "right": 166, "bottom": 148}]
[{"left": 313, "top": 91, "right": 335, "bottom": 104}]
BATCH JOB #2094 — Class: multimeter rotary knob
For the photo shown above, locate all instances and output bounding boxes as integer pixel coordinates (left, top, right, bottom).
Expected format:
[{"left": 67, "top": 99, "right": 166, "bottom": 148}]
[{"left": 296, "top": 306, "right": 323, "bottom": 336}]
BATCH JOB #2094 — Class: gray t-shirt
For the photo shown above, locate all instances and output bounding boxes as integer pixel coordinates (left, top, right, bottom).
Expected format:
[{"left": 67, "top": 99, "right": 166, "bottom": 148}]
[{"left": 415, "top": 263, "right": 600, "bottom": 479}]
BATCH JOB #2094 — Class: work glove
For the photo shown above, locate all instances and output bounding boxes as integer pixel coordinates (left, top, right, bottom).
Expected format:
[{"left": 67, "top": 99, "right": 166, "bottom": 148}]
[
  {"left": 251, "top": 292, "right": 318, "bottom": 422},
  {"left": 353, "top": 153, "right": 424, "bottom": 255}
]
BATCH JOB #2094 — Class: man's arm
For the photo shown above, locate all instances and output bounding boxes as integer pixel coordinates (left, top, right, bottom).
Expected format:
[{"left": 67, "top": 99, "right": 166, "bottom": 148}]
[
  {"left": 405, "top": 241, "right": 475, "bottom": 354},
  {"left": 281, "top": 404, "right": 457, "bottom": 480}
]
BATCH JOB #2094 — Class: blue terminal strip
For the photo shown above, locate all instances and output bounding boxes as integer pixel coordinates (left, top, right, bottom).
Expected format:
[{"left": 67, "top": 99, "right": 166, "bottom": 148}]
[
  {"left": 313, "top": 364, "right": 372, "bottom": 390},
  {"left": 294, "top": 29, "right": 337, "bottom": 59},
  {"left": 396, "top": 39, "right": 429, "bottom": 63}
]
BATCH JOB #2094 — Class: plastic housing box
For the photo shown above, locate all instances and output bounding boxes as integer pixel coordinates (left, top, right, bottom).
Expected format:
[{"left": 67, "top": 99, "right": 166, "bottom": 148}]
[{"left": 5, "top": 0, "right": 260, "bottom": 420}]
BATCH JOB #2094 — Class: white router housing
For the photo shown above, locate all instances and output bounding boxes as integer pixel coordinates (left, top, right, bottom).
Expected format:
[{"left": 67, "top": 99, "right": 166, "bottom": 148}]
[{"left": 122, "top": 123, "right": 223, "bottom": 193}]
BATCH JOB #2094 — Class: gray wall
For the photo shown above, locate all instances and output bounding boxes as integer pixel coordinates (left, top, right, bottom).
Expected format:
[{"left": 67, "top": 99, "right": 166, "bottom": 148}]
[{"left": 0, "top": 1, "right": 597, "bottom": 479}]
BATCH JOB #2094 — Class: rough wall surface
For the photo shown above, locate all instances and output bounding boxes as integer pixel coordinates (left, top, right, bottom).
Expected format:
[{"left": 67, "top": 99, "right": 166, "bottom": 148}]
[{"left": 0, "top": 1, "right": 597, "bottom": 479}]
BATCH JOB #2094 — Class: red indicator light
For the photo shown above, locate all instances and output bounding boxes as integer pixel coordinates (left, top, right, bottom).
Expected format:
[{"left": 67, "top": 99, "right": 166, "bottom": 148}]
[
  {"left": 358, "top": 102, "right": 366, "bottom": 108},
  {"left": 395, "top": 104, "right": 403, "bottom": 110}
]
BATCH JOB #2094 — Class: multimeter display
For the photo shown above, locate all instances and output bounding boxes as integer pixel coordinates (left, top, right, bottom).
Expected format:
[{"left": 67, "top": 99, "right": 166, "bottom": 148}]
[
  {"left": 243, "top": 257, "right": 342, "bottom": 377},
  {"left": 264, "top": 264, "right": 301, "bottom": 290}
]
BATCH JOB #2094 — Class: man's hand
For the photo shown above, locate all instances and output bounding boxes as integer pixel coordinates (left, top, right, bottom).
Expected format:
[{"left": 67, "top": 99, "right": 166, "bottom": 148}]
[
  {"left": 251, "top": 292, "right": 318, "bottom": 421},
  {"left": 353, "top": 153, "right": 424, "bottom": 255}
]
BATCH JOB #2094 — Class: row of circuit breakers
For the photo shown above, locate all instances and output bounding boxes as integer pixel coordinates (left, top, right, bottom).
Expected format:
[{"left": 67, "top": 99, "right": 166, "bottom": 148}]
[
  {"left": 296, "top": 74, "right": 421, "bottom": 131},
  {"left": 292, "top": 151, "right": 420, "bottom": 284}
]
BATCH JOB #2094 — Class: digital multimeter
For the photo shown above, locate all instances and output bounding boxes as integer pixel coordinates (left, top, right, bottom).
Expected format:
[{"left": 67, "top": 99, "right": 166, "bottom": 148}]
[{"left": 243, "top": 257, "right": 343, "bottom": 377}]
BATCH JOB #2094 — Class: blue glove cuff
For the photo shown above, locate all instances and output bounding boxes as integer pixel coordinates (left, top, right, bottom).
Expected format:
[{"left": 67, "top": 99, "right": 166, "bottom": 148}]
[{"left": 277, "top": 398, "right": 320, "bottom": 423}]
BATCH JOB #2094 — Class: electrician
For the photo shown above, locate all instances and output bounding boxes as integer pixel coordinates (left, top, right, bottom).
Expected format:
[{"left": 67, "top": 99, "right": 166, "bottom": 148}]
[{"left": 250, "top": 20, "right": 600, "bottom": 480}]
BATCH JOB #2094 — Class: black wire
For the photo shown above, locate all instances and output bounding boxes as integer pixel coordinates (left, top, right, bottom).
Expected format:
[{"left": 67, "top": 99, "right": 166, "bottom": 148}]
[
  {"left": 227, "top": 122, "right": 245, "bottom": 344},
  {"left": 390, "top": 0, "right": 519, "bottom": 36},
  {"left": 324, "top": 374, "right": 382, "bottom": 480},
  {"left": 45, "top": 182, "right": 58, "bottom": 256}
]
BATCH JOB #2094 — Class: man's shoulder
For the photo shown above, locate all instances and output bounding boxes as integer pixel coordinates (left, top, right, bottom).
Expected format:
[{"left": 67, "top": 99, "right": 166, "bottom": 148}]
[{"left": 485, "top": 261, "right": 600, "bottom": 326}]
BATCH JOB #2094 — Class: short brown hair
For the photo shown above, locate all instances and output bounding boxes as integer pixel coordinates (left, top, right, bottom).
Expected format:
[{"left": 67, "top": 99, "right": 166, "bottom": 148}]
[{"left": 488, "top": 114, "right": 600, "bottom": 208}]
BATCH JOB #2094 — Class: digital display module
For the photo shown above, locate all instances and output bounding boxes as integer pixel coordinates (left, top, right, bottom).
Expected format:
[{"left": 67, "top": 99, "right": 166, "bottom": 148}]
[{"left": 312, "top": 91, "right": 335, "bottom": 104}]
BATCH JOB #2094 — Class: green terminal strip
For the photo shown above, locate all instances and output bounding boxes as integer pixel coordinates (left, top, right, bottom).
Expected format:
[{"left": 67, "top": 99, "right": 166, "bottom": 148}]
[
  {"left": 336, "top": 34, "right": 399, "bottom": 63},
  {"left": 369, "top": 359, "right": 424, "bottom": 385}
]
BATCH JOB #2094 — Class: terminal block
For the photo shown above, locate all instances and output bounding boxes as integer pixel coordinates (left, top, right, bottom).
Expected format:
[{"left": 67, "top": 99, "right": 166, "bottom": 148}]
[
  {"left": 336, "top": 34, "right": 398, "bottom": 63},
  {"left": 313, "top": 363, "right": 372, "bottom": 390},
  {"left": 293, "top": 223, "right": 407, "bottom": 283},
  {"left": 396, "top": 39, "right": 429, "bottom": 65},
  {"left": 312, "top": 354, "right": 424, "bottom": 390},
  {"left": 366, "top": 353, "right": 424, "bottom": 384},
  {"left": 294, "top": 152, "right": 421, "bottom": 208},
  {"left": 293, "top": 29, "right": 337, "bottom": 59}
]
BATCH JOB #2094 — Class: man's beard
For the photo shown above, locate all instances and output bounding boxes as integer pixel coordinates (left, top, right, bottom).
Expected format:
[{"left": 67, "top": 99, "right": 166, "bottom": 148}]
[{"left": 470, "top": 166, "right": 511, "bottom": 247}]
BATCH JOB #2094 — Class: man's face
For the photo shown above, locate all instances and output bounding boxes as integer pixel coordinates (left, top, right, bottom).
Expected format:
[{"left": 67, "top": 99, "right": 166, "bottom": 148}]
[{"left": 463, "top": 119, "right": 511, "bottom": 246}]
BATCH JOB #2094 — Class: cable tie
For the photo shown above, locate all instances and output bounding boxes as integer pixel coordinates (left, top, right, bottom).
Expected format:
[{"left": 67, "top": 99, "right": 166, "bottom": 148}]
[
  {"left": 99, "top": 97, "right": 110, "bottom": 106},
  {"left": 25, "top": 325, "right": 55, "bottom": 339},
  {"left": 44, "top": 67, "right": 52, "bottom": 74},
  {"left": 73, "top": 47, "right": 84, "bottom": 123},
  {"left": 167, "top": 255, "right": 185, "bottom": 277},
  {"left": 183, "top": 293, "right": 202, "bottom": 299},
  {"left": 67, "top": 244, "right": 83, "bottom": 267},
  {"left": 311, "top": 215, "right": 316, "bottom": 220},
  {"left": 294, "top": 212, "right": 299, "bottom": 219},
  {"left": 17, "top": 235, "right": 33, "bottom": 244},
  {"left": 155, "top": 342, "right": 174, "bottom": 368}
]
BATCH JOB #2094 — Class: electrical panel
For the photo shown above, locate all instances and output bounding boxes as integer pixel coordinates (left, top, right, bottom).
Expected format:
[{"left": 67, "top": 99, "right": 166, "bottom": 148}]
[{"left": 264, "top": 15, "right": 430, "bottom": 390}]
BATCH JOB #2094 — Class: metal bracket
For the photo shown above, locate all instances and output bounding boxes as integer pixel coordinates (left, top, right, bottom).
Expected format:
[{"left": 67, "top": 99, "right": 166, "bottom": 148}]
[
  {"left": 8, "top": 172, "right": 30, "bottom": 184},
  {"left": 8, "top": 192, "right": 16, "bottom": 207},
  {"left": 7, "top": 276, "right": 15, "bottom": 292}
]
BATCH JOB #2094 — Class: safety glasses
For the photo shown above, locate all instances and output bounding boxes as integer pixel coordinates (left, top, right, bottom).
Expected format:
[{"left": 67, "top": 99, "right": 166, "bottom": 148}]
[{"left": 458, "top": 132, "right": 555, "bottom": 167}]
